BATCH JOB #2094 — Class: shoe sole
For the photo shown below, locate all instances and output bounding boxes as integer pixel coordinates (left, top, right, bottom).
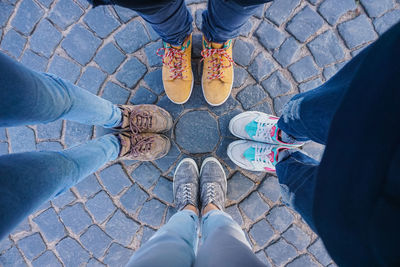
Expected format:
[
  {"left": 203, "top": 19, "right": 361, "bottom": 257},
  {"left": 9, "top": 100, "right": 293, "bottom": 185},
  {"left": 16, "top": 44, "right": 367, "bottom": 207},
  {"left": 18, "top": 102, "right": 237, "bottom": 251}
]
[
  {"left": 167, "top": 70, "right": 195, "bottom": 105},
  {"left": 200, "top": 157, "right": 227, "bottom": 187},
  {"left": 228, "top": 111, "right": 305, "bottom": 148},
  {"left": 201, "top": 67, "right": 234, "bottom": 107},
  {"left": 173, "top": 158, "right": 199, "bottom": 197}
]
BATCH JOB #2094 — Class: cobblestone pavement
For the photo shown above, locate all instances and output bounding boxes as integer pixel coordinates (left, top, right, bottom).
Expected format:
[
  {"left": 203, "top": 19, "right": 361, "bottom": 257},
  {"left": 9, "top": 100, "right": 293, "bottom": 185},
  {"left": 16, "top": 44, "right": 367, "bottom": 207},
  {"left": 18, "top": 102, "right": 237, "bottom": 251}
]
[{"left": 0, "top": 0, "right": 399, "bottom": 266}]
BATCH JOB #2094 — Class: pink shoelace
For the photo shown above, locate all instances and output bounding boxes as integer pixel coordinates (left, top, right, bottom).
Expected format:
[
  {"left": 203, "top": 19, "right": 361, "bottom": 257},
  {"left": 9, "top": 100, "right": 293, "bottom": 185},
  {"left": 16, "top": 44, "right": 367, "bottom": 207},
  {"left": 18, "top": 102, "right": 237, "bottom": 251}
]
[
  {"left": 201, "top": 48, "right": 234, "bottom": 80},
  {"left": 157, "top": 47, "right": 188, "bottom": 79}
]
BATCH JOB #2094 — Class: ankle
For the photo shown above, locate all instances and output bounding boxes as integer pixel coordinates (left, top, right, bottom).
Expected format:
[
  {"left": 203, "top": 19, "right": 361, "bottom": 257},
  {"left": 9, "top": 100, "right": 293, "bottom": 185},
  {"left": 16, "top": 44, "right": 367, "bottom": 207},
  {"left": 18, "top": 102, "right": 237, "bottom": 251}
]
[
  {"left": 183, "top": 204, "right": 199, "bottom": 216},
  {"left": 202, "top": 203, "right": 219, "bottom": 216}
]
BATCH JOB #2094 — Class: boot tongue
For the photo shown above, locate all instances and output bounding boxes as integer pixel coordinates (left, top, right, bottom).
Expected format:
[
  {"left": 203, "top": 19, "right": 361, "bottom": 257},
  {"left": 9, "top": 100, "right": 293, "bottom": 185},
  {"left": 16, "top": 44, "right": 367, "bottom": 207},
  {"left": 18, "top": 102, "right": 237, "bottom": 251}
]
[{"left": 211, "top": 42, "right": 224, "bottom": 49}]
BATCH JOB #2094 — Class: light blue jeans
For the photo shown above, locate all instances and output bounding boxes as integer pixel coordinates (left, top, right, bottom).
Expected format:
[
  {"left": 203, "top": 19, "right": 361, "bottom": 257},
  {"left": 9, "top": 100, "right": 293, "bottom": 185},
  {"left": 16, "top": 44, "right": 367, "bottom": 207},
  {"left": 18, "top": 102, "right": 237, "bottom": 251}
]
[
  {"left": 127, "top": 210, "right": 265, "bottom": 267},
  {"left": 0, "top": 52, "right": 122, "bottom": 239}
]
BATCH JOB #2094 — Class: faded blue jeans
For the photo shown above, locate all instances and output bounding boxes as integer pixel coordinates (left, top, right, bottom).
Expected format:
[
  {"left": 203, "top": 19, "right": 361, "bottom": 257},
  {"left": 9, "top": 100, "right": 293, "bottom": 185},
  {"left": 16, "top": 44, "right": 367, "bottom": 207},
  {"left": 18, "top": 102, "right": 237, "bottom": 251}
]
[
  {"left": 275, "top": 46, "right": 369, "bottom": 232},
  {"left": 127, "top": 210, "right": 265, "bottom": 267},
  {"left": 0, "top": 52, "right": 122, "bottom": 239},
  {"left": 92, "top": 0, "right": 271, "bottom": 45}
]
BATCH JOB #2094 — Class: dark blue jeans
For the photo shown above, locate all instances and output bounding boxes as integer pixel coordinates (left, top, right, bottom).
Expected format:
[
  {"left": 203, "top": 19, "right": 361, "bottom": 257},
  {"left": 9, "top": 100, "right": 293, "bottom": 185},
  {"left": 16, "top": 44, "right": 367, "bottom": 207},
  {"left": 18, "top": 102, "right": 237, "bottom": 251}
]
[
  {"left": 94, "top": 0, "right": 270, "bottom": 45},
  {"left": 276, "top": 47, "right": 368, "bottom": 232},
  {"left": 0, "top": 53, "right": 122, "bottom": 239}
]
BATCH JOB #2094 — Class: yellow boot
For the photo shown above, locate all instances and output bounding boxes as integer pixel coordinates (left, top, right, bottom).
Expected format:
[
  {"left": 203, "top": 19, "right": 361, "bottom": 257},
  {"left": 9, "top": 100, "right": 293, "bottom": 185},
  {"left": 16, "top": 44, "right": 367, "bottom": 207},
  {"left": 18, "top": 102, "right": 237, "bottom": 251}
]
[
  {"left": 157, "top": 34, "right": 193, "bottom": 104},
  {"left": 201, "top": 36, "right": 234, "bottom": 106}
]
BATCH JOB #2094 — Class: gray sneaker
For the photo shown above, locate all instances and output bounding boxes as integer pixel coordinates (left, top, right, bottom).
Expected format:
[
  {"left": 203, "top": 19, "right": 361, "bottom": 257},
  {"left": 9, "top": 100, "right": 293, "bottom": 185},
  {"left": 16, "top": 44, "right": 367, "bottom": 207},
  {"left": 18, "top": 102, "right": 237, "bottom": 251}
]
[
  {"left": 200, "top": 157, "right": 227, "bottom": 212},
  {"left": 173, "top": 158, "right": 199, "bottom": 211}
]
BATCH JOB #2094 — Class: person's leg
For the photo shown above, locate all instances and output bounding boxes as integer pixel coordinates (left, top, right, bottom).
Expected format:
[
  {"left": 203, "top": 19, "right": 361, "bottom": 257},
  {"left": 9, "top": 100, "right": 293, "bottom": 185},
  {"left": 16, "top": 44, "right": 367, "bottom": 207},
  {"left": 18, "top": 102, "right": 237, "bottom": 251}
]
[
  {"left": 0, "top": 134, "right": 120, "bottom": 239},
  {"left": 275, "top": 150, "right": 319, "bottom": 232},
  {"left": 277, "top": 45, "right": 371, "bottom": 145},
  {"left": 126, "top": 210, "right": 198, "bottom": 267},
  {"left": 195, "top": 210, "right": 265, "bottom": 267},
  {"left": 0, "top": 52, "right": 121, "bottom": 128}
]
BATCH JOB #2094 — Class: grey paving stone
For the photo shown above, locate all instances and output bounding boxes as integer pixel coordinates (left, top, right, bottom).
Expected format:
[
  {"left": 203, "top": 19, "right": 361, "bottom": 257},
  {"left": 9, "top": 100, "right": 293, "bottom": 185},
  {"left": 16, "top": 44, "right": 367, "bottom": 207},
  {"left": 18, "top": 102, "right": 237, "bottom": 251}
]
[
  {"left": 261, "top": 71, "right": 292, "bottom": 98},
  {"left": 258, "top": 176, "right": 281, "bottom": 202},
  {"left": 113, "top": 6, "right": 138, "bottom": 23},
  {"left": 20, "top": 50, "right": 48, "bottom": 72},
  {"left": 318, "top": 0, "right": 357, "bottom": 25},
  {"left": 253, "top": 6, "right": 265, "bottom": 18},
  {"left": 286, "top": 6, "right": 324, "bottom": 43},
  {"left": 64, "top": 121, "right": 92, "bottom": 147},
  {"left": 48, "top": 55, "right": 81, "bottom": 83},
  {"left": 11, "top": 0, "right": 43, "bottom": 35},
  {"left": 361, "top": 0, "right": 395, "bottom": 18},
  {"left": 216, "top": 137, "right": 238, "bottom": 169},
  {"left": 249, "top": 219, "right": 274, "bottom": 247},
  {"left": 273, "top": 37, "right": 301, "bottom": 68},
  {"left": 1, "top": 29, "right": 27, "bottom": 58},
  {"left": 86, "top": 258, "right": 105, "bottom": 267},
  {"left": 130, "top": 86, "right": 157, "bottom": 105},
  {"left": 84, "top": 6, "right": 120, "bottom": 38},
  {"left": 0, "top": 2, "right": 13, "bottom": 28},
  {"left": 0, "top": 143, "right": 8, "bottom": 156},
  {"left": 0, "top": 237, "right": 12, "bottom": 254},
  {"left": 287, "top": 254, "right": 320, "bottom": 267},
  {"left": 33, "top": 208, "right": 66, "bottom": 242},
  {"left": 18, "top": 233, "right": 46, "bottom": 260},
  {"left": 154, "top": 141, "right": 181, "bottom": 172},
  {"left": 299, "top": 77, "right": 323, "bottom": 93},
  {"left": 106, "top": 210, "right": 139, "bottom": 246},
  {"left": 233, "top": 66, "right": 248, "bottom": 88},
  {"left": 157, "top": 95, "right": 184, "bottom": 119},
  {"left": 195, "top": 9, "right": 204, "bottom": 30},
  {"left": 131, "top": 162, "right": 161, "bottom": 189},
  {"left": 226, "top": 205, "right": 244, "bottom": 226},
  {"left": 265, "top": 238, "right": 297, "bottom": 266},
  {"left": 166, "top": 206, "right": 178, "bottom": 222},
  {"left": 308, "top": 30, "right": 345, "bottom": 67},
  {"left": 145, "top": 22, "right": 160, "bottom": 42},
  {"left": 183, "top": 84, "right": 207, "bottom": 109},
  {"left": 255, "top": 251, "right": 272, "bottom": 267},
  {"left": 265, "top": 0, "right": 301, "bottom": 26},
  {"left": 102, "top": 81, "right": 130, "bottom": 105},
  {"left": 288, "top": 56, "right": 319, "bottom": 83},
  {"left": 373, "top": 9, "right": 400, "bottom": 35},
  {"left": 75, "top": 174, "right": 101, "bottom": 198},
  {"left": 239, "top": 19, "right": 253, "bottom": 37},
  {"left": 48, "top": 0, "right": 83, "bottom": 29},
  {"left": 103, "top": 243, "right": 133, "bottom": 267},
  {"left": 283, "top": 225, "right": 311, "bottom": 251},
  {"left": 308, "top": 0, "right": 320, "bottom": 4},
  {"left": 60, "top": 203, "right": 92, "bottom": 234},
  {"left": 32, "top": 250, "right": 62, "bottom": 267},
  {"left": 218, "top": 108, "right": 242, "bottom": 138},
  {"left": 227, "top": 172, "right": 255, "bottom": 202},
  {"left": 250, "top": 101, "right": 274, "bottom": 114},
  {"left": 37, "top": 120, "right": 62, "bottom": 140},
  {"left": 86, "top": 191, "right": 116, "bottom": 223},
  {"left": 120, "top": 184, "right": 149, "bottom": 214},
  {"left": 116, "top": 57, "right": 147, "bottom": 88},
  {"left": 274, "top": 94, "right": 295, "bottom": 116},
  {"left": 0, "top": 128, "right": 6, "bottom": 141},
  {"left": 239, "top": 192, "right": 269, "bottom": 221},
  {"left": 256, "top": 21, "right": 286, "bottom": 50},
  {"left": 237, "top": 84, "right": 268, "bottom": 110},
  {"left": 144, "top": 68, "right": 163, "bottom": 95},
  {"left": 248, "top": 53, "right": 275, "bottom": 82},
  {"left": 141, "top": 226, "right": 156, "bottom": 245},
  {"left": 37, "top": 0, "right": 53, "bottom": 8},
  {"left": 78, "top": 66, "right": 107, "bottom": 95},
  {"left": 8, "top": 126, "right": 35, "bottom": 153},
  {"left": 52, "top": 190, "right": 75, "bottom": 208},
  {"left": 153, "top": 177, "right": 173, "bottom": 203},
  {"left": 267, "top": 206, "right": 294, "bottom": 232},
  {"left": 62, "top": 24, "right": 102, "bottom": 65},
  {"left": 233, "top": 39, "right": 255, "bottom": 66},
  {"left": 30, "top": 19, "right": 62, "bottom": 58},
  {"left": 323, "top": 65, "right": 338, "bottom": 80},
  {"left": 0, "top": 246, "right": 26, "bottom": 267},
  {"left": 138, "top": 199, "right": 167, "bottom": 227},
  {"left": 175, "top": 110, "right": 219, "bottom": 153},
  {"left": 56, "top": 237, "right": 90, "bottom": 267},
  {"left": 13, "top": 218, "right": 30, "bottom": 233},
  {"left": 144, "top": 41, "right": 163, "bottom": 67},
  {"left": 100, "top": 164, "right": 131, "bottom": 195},
  {"left": 308, "top": 238, "right": 333, "bottom": 265},
  {"left": 80, "top": 225, "right": 112, "bottom": 258},
  {"left": 338, "top": 14, "right": 377, "bottom": 49},
  {"left": 115, "top": 20, "right": 150, "bottom": 53},
  {"left": 209, "top": 95, "right": 240, "bottom": 116},
  {"left": 94, "top": 42, "right": 126, "bottom": 74}
]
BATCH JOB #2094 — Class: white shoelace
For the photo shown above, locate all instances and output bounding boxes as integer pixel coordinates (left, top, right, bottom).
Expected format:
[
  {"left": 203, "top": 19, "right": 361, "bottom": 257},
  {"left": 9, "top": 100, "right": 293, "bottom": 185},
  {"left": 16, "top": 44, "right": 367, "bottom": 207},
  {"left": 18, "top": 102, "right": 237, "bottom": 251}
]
[
  {"left": 253, "top": 144, "right": 274, "bottom": 169},
  {"left": 254, "top": 117, "right": 275, "bottom": 141}
]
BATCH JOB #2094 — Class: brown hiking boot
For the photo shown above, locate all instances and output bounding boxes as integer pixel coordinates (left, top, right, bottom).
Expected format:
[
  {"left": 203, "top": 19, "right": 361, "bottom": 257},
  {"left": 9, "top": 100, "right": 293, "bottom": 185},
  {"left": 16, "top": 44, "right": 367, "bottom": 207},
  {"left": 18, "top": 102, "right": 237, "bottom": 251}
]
[
  {"left": 117, "top": 132, "right": 170, "bottom": 161},
  {"left": 117, "top": 104, "right": 173, "bottom": 134}
]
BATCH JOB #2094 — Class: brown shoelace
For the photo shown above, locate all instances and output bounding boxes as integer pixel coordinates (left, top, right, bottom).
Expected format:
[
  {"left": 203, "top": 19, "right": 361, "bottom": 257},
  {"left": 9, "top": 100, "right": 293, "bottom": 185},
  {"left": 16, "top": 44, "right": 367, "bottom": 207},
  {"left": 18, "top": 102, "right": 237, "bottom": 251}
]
[{"left": 129, "top": 110, "right": 153, "bottom": 135}]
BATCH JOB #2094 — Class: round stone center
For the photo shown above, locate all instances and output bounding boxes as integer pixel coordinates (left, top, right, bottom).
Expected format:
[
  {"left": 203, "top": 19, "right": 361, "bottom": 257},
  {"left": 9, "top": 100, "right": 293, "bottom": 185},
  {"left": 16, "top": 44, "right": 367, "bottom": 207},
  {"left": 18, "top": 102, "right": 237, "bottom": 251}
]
[{"left": 175, "top": 110, "right": 219, "bottom": 154}]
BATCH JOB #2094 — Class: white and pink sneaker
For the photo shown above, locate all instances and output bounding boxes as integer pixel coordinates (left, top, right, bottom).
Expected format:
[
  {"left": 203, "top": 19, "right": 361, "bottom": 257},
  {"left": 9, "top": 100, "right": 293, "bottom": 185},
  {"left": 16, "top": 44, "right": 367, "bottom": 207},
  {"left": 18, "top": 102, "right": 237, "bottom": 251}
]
[{"left": 228, "top": 111, "right": 304, "bottom": 147}]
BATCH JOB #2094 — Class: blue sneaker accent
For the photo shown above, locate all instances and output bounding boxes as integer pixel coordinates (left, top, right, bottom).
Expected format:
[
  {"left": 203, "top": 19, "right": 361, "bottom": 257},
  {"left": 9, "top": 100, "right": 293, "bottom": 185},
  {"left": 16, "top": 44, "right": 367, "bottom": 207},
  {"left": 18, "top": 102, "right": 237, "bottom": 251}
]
[
  {"left": 244, "top": 120, "right": 258, "bottom": 140},
  {"left": 243, "top": 146, "right": 256, "bottom": 161}
]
